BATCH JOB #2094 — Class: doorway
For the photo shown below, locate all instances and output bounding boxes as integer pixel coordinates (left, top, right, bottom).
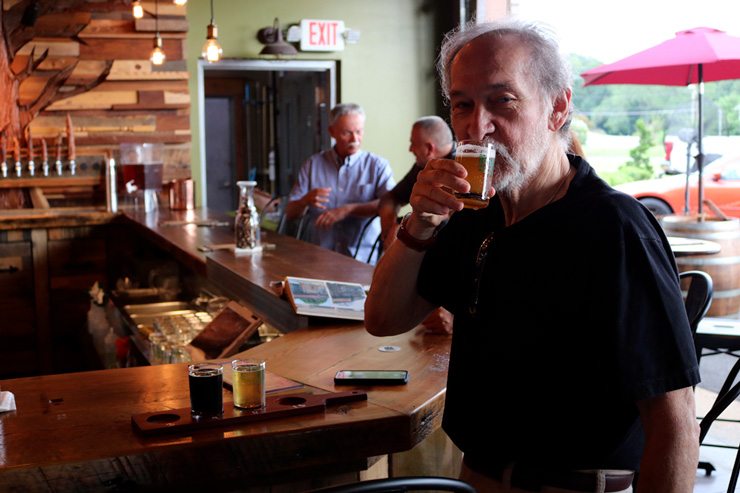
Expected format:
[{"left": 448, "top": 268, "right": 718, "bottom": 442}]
[{"left": 197, "top": 60, "right": 337, "bottom": 212}]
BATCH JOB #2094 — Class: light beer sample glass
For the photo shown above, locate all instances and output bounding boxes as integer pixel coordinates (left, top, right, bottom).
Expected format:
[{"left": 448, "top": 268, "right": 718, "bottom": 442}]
[
  {"left": 232, "top": 358, "right": 265, "bottom": 409},
  {"left": 454, "top": 140, "right": 495, "bottom": 209}
]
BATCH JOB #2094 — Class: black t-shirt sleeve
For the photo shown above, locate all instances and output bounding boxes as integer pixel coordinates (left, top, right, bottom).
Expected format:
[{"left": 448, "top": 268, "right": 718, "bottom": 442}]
[
  {"left": 589, "top": 203, "right": 700, "bottom": 401},
  {"left": 417, "top": 209, "right": 485, "bottom": 315}
]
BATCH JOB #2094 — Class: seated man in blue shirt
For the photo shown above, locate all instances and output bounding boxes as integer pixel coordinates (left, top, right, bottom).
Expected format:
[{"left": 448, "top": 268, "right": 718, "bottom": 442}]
[{"left": 286, "top": 103, "right": 395, "bottom": 263}]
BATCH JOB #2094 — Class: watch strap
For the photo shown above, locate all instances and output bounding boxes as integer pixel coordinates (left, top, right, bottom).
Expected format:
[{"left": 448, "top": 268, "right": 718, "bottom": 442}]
[{"left": 396, "top": 213, "right": 437, "bottom": 252}]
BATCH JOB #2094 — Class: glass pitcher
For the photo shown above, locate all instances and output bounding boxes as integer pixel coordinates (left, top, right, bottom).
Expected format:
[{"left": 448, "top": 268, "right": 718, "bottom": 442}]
[{"left": 235, "top": 180, "right": 261, "bottom": 249}]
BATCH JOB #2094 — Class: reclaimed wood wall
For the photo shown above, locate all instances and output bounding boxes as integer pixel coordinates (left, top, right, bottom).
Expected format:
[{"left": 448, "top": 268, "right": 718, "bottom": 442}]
[{"left": 10, "top": 0, "right": 191, "bottom": 183}]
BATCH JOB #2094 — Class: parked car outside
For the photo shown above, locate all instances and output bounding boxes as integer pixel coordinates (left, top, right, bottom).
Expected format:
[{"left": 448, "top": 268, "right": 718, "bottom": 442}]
[
  {"left": 614, "top": 153, "right": 740, "bottom": 218},
  {"left": 662, "top": 135, "right": 740, "bottom": 174}
]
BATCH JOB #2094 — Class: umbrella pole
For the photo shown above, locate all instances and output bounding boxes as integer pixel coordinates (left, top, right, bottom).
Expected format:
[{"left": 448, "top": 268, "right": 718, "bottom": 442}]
[
  {"left": 697, "top": 64, "right": 705, "bottom": 219},
  {"left": 684, "top": 143, "right": 691, "bottom": 215}
]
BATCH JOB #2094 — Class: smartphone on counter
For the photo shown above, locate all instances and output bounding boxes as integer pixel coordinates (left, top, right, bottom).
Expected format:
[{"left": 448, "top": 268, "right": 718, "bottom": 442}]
[{"left": 334, "top": 370, "right": 409, "bottom": 386}]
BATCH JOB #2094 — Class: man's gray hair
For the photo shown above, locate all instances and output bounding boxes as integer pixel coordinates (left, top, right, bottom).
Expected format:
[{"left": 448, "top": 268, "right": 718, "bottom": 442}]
[
  {"left": 331, "top": 103, "right": 366, "bottom": 125},
  {"left": 413, "top": 116, "right": 453, "bottom": 148},
  {"left": 436, "top": 18, "right": 574, "bottom": 140}
]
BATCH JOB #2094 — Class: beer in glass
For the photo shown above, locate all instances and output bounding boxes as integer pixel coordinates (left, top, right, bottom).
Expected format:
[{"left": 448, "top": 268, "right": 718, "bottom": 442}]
[{"left": 454, "top": 140, "right": 495, "bottom": 209}]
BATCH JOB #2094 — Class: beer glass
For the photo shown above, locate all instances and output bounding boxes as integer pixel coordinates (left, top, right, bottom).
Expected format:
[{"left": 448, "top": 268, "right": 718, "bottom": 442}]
[
  {"left": 188, "top": 363, "right": 223, "bottom": 416},
  {"left": 231, "top": 359, "right": 266, "bottom": 409},
  {"left": 454, "top": 140, "right": 495, "bottom": 209},
  {"left": 148, "top": 333, "right": 168, "bottom": 365}
]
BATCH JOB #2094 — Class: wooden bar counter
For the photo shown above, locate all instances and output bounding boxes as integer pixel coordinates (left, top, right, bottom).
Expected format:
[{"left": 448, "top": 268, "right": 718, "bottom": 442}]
[
  {"left": 0, "top": 207, "right": 452, "bottom": 491},
  {"left": 120, "top": 208, "right": 375, "bottom": 333},
  {"left": 0, "top": 323, "right": 450, "bottom": 491}
]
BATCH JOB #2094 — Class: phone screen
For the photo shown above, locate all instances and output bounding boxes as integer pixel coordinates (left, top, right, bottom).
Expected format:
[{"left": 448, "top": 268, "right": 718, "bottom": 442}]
[{"left": 334, "top": 370, "right": 409, "bottom": 385}]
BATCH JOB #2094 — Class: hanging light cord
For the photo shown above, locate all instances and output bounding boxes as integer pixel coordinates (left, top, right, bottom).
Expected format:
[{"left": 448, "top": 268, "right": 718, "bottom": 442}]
[
  {"left": 210, "top": 0, "right": 215, "bottom": 24},
  {"left": 155, "top": 0, "right": 159, "bottom": 36}
]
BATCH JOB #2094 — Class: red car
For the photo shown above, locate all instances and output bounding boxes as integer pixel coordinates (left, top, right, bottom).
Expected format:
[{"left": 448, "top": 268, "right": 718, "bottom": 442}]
[{"left": 614, "top": 153, "right": 740, "bottom": 218}]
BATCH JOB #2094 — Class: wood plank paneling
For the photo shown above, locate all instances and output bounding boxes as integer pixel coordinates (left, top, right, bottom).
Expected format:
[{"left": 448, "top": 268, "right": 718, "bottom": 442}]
[
  {"left": 35, "top": 13, "right": 92, "bottom": 32},
  {"left": 155, "top": 114, "right": 190, "bottom": 132},
  {"left": 134, "top": 18, "right": 189, "bottom": 33},
  {"left": 107, "top": 60, "right": 190, "bottom": 80},
  {"left": 79, "top": 38, "right": 185, "bottom": 61},
  {"left": 30, "top": 114, "right": 159, "bottom": 137},
  {"left": 5, "top": 2, "right": 192, "bottom": 204},
  {"left": 46, "top": 90, "right": 138, "bottom": 111},
  {"left": 16, "top": 38, "right": 80, "bottom": 57}
]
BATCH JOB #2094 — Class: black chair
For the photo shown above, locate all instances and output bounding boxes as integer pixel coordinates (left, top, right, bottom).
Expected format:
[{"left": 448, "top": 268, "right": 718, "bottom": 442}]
[
  {"left": 259, "top": 195, "right": 288, "bottom": 234},
  {"left": 694, "top": 318, "right": 740, "bottom": 368},
  {"left": 698, "top": 356, "right": 740, "bottom": 492},
  {"left": 679, "top": 270, "right": 714, "bottom": 363},
  {"left": 308, "top": 476, "right": 476, "bottom": 493},
  {"left": 295, "top": 213, "right": 313, "bottom": 242},
  {"left": 366, "top": 232, "right": 384, "bottom": 263},
  {"left": 353, "top": 215, "right": 381, "bottom": 264},
  {"left": 680, "top": 270, "right": 714, "bottom": 336}
]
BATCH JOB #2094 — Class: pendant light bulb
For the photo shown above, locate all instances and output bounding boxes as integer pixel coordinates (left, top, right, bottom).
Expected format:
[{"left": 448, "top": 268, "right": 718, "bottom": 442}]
[
  {"left": 150, "top": 36, "right": 166, "bottom": 65},
  {"left": 202, "top": 23, "right": 222, "bottom": 63},
  {"left": 173, "top": 0, "right": 187, "bottom": 5},
  {"left": 150, "top": 0, "right": 166, "bottom": 66},
  {"left": 132, "top": 0, "right": 144, "bottom": 19}
]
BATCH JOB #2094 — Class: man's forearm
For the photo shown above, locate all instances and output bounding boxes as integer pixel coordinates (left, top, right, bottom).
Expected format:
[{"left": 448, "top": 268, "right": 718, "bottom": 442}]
[
  {"left": 636, "top": 431, "right": 698, "bottom": 492},
  {"left": 636, "top": 388, "right": 699, "bottom": 492},
  {"left": 365, "top": 237, "right": 436, "bottom": 336},
  {"left": 378, "top": 190, "right": 403, "bottom": 215},
  {"left": 285, "top": 198, "right": 307, "bottom": 221},
  {"left": 342, "top": 199, "right": 381, "bottom": 218}
]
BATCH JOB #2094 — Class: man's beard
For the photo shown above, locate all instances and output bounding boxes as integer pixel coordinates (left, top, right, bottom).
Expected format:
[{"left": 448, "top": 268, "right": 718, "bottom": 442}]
[{"left": 489, "top": 120, "right": 550, "bottom": 196}]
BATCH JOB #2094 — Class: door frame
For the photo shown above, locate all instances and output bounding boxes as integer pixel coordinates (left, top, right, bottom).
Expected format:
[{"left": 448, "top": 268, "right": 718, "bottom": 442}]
[{"left": 197, "top": 59, "right": 338, "bottom": 208}]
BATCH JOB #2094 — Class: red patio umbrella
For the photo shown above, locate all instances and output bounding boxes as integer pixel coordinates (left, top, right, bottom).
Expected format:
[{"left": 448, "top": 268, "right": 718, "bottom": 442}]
[{"left": 581, "top": 27, "right": 740, "bottom": 215}]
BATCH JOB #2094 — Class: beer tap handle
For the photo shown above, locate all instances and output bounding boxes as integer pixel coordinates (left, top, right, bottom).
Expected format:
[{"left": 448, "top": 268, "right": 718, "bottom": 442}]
[
  {"left": 0, "top": 135, "right": 6, "bottom": 179},
  {"left": 13, "top": 137, "right": 22, "bottom": 177},
  {"left": 27, "top": 133, "right": 35, "bottom": 176},
  {"left": 41, "top": 138, "right": 49, "bottom": 177},
  {"left": 66, "top": 114, "right": 76, "bottom": 175},
  {"left": 55, "top": 132, "right": 63, "bottom": 176}
]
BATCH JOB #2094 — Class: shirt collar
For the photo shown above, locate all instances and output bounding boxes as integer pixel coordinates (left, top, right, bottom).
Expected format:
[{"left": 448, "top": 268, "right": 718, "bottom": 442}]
[{"left": 333, "top": 147, "right": 363, "bottom": 168}]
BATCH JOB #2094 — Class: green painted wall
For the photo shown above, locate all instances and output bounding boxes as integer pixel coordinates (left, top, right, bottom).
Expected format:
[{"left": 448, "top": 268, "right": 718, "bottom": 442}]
[{"left": 185, "top": 0, "right": 443, "bottom": 205}]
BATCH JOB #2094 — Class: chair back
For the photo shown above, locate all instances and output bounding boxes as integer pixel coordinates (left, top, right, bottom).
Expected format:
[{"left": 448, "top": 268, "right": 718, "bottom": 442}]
[
  {"left": 259, "top": 195, "right": 288, "bottom": 234},
  {"left": 679, "top": 270, "right": 713, "bottom": 335},
  {"left": 366, "top": 232, "right": 383, "bottom": 263},
  {"left": 353, "top": 215, "right": 380, "bottom": 264},
  {"left": 700, "top": 357, "right": 740, "bottom": 443},
  {"left": 308, "top": 476, "right": 477, "bottom": 493},
  {"left": 698, "top": 357, "right": 740, "bottom": 493}
]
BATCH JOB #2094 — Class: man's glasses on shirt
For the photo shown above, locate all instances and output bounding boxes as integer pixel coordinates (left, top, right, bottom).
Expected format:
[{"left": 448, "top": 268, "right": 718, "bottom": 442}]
[{"left": 469, "top": 231, "right": 495, "bottom": 316}]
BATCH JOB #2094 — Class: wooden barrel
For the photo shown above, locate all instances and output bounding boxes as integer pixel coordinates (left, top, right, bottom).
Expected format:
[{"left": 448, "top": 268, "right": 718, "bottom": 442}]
[{"left": 661, "top": 215, "right": 740, "bottom": 317}]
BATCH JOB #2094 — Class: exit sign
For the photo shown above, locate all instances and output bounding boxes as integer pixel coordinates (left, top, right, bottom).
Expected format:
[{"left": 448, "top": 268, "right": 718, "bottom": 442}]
[{"left": 300, "top": 19, "right": 345, "bottom": 52}]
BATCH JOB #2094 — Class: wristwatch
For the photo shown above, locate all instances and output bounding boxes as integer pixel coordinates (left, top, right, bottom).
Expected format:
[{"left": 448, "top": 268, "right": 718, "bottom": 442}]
[{"left": 396, "top": 213, "right": 438, "bottom": 252}]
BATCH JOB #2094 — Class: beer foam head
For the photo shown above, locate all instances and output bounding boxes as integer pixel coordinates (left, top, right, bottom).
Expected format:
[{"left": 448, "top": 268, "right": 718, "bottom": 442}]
[{"left": 456, "top": 142, "right": 495, "bottom": 158}]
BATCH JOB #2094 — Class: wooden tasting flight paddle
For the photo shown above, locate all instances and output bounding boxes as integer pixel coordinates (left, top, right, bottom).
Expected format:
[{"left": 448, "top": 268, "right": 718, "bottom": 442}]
[{"left": 132, "top": 390, "right": 367, "bottom": 436}]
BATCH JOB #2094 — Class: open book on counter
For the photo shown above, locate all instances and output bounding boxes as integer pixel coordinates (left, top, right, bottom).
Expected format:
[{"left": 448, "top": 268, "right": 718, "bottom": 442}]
[{"left": 284, "top": 276, "right": 367, "bottom": 321}]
